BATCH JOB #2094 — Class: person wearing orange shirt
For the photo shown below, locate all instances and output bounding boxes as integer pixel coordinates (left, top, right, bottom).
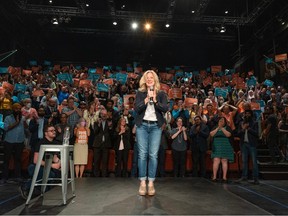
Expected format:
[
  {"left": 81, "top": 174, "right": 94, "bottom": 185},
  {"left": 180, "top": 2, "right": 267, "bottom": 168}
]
[{"left": 74, "top": 118, "right": 90, "bottom": 178}]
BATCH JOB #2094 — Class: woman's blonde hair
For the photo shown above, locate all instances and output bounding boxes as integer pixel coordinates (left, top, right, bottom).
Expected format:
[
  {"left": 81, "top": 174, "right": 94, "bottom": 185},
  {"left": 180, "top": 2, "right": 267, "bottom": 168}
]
[{"left": 138, "top": 70, "right": 160, "bottom": 92}]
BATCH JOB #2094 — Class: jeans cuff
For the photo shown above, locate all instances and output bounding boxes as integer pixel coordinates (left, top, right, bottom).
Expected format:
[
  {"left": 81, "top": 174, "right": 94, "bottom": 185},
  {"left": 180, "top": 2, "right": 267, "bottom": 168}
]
[
  {"left": 139, "top": 177, "right": 147, "bottom": 181},
  {"left": 148, "top": 177, "right": 155, "bottom": 182}
]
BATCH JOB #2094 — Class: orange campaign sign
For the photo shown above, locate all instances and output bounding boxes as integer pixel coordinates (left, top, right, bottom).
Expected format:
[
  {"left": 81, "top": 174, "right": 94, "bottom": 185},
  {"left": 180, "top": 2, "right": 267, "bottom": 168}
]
[
  {"left": 275, "top": 53, "right": 287, "bottom": 62},
  {"left": 184, "top": 98, "right": 198, "bottom": 107},
  {"left": 8, "top": 66, "right": 21, "bottom": 76},
  {"left": 102, "top": 78, "right": 114, "bottom": 85},
  {"left": 22, "top": 70, "right": 32, "bottom": 76},
  {"left": 160, "top": 83, "right": 170, "bottom": 93},
  {"left": 79, "top": 80, "right": 92, "bottom": 88},
  {"left": 168, "top": 88, "right": 182, "bottom": 99},
  {"left": 213, "top": 81, "right": 221, "bottom": 88},
  {"left": 211, "top": 65, "right": 222, "bottom": 73},
  {"left": 203, "top": 76, "right": 212, "bottom": 87},
  {"left": 32, "top": 89, "right": 45, "bottom": 97},
  {"left": 250, "top": 102, "right": 260, "bottom": 110},
  {"left": 2, "top": 82, "right": 14, "bottom": 93},
  {"left": 236, "top": 78, "right": 246, "bottom": 89},
  {"left": 96, "top": 67, "right": 103, "bottom": 74}
]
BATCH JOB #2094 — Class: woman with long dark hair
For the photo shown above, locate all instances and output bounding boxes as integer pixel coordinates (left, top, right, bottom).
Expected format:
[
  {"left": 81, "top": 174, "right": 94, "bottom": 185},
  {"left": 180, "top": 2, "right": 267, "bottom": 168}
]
[{"left": 114, "top": 117, "right": 131, "bottom": 177}]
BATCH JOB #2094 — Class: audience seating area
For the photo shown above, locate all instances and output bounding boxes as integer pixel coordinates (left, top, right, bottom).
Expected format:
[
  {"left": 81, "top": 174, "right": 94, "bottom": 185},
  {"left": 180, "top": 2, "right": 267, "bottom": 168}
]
[{"left": 8, "top": 142, "right": 253, "bottom": 177}]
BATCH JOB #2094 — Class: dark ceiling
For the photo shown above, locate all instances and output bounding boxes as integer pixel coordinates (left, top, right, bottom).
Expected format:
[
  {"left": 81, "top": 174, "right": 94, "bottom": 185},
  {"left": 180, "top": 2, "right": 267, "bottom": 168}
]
[{"left": 0, "top": 0, "right": 288, "bottom": 71}]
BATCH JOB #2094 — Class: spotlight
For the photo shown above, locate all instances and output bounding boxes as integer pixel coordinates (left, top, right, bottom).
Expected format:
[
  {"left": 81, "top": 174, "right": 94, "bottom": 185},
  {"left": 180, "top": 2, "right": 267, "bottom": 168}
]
[
  {"left": 86, "top": 3, "right": 89, "bottom": 7},
  {"left": 145, "top": 23, "right": 151, "bottom": 30},
  {"left": 113, "top": 21, "right": 117, "bottom": 26},
  {"left": 282, "top": 21, "right": 285, "bottom": 25},
  {"left": 51, "top": 18, "right": 58, "bottom": 25},
  {"left": 225, "top": 10, "right": 229, "bottom": 14},
  {"left": 165, "top": 23, "right": 170, "bottom": 28},
  {"left": 121, "top": 5, "right": 125, "bottom": 9},
  {"left": 49, "top": 0, "right": 52, "bottom": 3},
  {"left": 131, "top": 22, "right": 138, "bottom": 29},
  {"left": 191, "top": 10, "right": 195, "bottom": 13},
  {"left": 220, "top": 26, "right": 226, "bottom": 33}
]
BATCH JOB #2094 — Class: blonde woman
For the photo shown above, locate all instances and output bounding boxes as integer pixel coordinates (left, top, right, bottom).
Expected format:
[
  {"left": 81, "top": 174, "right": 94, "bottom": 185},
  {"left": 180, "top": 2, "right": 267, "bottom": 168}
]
[{"left": 134, "top": 70, "right": 168, "bottom": 196}]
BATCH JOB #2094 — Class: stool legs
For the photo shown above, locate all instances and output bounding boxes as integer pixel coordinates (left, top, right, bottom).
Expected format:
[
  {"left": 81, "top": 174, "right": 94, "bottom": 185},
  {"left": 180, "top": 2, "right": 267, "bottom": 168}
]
[{"left": 26, "top": 150, "right": 45, "bottom": 205}]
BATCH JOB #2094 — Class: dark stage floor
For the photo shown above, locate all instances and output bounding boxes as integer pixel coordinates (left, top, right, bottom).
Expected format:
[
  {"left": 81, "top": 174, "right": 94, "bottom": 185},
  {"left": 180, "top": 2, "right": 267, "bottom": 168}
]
[{"left": 1, "top": 177, "right": 287, "bottom": 215}]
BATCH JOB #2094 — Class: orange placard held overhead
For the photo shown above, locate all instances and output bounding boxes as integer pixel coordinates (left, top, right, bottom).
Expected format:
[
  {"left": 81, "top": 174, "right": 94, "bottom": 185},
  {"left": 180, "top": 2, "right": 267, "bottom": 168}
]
[
  {"left": 22, "top": 70, "right": 32, "bottom": 76},
  {"left": 184, "top": 98, "right": 198, "bottom": 107},
  {"left": 79, "top": 80, "right": 92, "bottom": 88},
  {"left": 168, "top": 88, "right": 182, "bottom": 99},
  {"left": 275, "top": 53, "right": 287, "bottom": 62},
  {"left": 103, "top": 78, "right": 114, "bottom": 85},
  {"left": 211, "top": 65, "right": 222, "bottom": 73},
  {"left": 160, "top": 83, "right": 170, "bottom": 94},
  {"left": 32, "top": 89, "right": 45, "bottom": 97},
  {"left": 96, "top": 67, "right": 103, "bottom": 74},
  {"left": 203, "top": 76, "right": 212, "bottom": 87},
  {"left": 2, "top": 82, "right": 14, "bottom": 93}
]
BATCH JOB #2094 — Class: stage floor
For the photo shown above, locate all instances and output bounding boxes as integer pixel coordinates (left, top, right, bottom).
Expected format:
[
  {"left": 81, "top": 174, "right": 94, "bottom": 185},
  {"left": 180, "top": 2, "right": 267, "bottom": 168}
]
[{"left": 1, "top": 177, "right": 288, "bottom": 215}]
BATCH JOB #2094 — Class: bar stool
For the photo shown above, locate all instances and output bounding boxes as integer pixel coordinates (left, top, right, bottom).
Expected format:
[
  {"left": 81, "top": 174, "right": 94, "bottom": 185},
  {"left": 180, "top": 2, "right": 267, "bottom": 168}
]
[{"left": 26, "top": 145, "right": 75, "bottom": 205}]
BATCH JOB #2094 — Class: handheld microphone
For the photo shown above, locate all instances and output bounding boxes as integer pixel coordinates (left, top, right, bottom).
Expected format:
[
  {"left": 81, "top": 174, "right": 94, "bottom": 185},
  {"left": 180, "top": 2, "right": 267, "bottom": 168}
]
[{"left": 149, "top": 86, "right": 154, "bottom": 105}]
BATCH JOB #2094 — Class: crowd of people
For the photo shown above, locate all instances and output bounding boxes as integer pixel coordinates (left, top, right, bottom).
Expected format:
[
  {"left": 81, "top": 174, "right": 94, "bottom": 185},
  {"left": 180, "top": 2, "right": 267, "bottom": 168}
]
[{"left": 0, "top": 60, "right": 288, "bottom": 197}]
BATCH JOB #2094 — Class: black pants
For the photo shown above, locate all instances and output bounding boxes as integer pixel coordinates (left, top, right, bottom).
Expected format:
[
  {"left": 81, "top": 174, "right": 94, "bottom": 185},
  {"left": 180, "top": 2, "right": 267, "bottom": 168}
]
[
  {"left": 192, "top": 147, "right": 206, "bottom": 177},
  {"left": 3, "top": 141, "right": 24, "bottom": 179},
  {"left": 172, "top": 149, "right": 186, "bottom": 177},
  {"left": 93, "top": 148, "right": 109, "bottom": 177},
  {"left": 115, "top": 149, "right": 129, "bottom": 177}
]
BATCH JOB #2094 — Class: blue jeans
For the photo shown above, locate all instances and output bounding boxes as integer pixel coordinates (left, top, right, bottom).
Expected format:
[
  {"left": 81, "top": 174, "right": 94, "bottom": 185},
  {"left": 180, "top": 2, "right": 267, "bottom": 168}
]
[
  {"left": 136, "top": 122, "right": 162, "bottom": 181},
  {"left": 240, "top": 142, "right": 259, "bottom": 179}
]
